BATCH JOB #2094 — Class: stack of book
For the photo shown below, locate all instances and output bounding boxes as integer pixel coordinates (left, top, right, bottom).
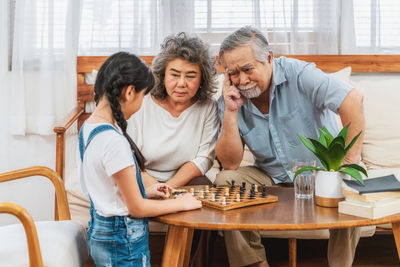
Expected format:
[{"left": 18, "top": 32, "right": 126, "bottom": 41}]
[{"left": 338, "top": 174, "right": 400, "bottom": 219}]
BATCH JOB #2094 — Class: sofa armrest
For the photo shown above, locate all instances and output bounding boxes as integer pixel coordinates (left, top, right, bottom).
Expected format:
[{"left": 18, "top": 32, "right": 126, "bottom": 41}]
[
  {"left": 53, "top": 107, "right": 84, "bottom": 179},
  {"left": 0, "top": 202, "right": 44, "bottom": 267},
  {"left": 0, "top": 166, "right": 71, "bottom": 221}
]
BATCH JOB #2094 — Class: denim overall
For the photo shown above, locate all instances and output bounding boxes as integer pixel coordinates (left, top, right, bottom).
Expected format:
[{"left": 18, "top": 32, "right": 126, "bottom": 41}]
[{"left": 79, "top": 124, "right": 150, "bottom": 267}]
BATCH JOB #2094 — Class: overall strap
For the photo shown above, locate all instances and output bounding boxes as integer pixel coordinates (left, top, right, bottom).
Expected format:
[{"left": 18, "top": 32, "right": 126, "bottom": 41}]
[
  {"left": 79, "top": 124, "right": 119, "bottom": 161},
  {"left": 79, "top": 123, "right": 147, "bottom": 199}
]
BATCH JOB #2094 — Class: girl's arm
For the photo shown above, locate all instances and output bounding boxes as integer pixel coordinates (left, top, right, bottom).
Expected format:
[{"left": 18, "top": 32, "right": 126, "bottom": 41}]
[{"left": 114, "top": 166, "right": 202, "bottom": 218}]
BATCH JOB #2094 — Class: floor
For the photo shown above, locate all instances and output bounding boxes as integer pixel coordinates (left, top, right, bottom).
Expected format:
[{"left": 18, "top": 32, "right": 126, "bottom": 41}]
[{"left": 149, "top": 232, "right": 400, "bottom": 267}]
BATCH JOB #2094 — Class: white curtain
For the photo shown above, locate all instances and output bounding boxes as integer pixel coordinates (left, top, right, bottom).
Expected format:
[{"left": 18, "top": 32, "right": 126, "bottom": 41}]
[
  {"left": 0, "top": 0, "right": 10, "bottom": 169},
  {"left": 9, "top": 0, "right": 80, "bottom": 135},
  {"left": 78, "top": 0, "right": 195, "bottom": 56},
  {"left": 7, "top": 0, "right": 400, "bottom": 135}
]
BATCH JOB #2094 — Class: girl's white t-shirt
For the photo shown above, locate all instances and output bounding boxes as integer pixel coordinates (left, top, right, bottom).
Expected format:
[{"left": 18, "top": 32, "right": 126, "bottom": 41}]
[
  {"left": 78, "top": 122, "right": 136, "bottom": 217},
  {"left": 127, "top": 94, "right": 220, "bottom": 182}
]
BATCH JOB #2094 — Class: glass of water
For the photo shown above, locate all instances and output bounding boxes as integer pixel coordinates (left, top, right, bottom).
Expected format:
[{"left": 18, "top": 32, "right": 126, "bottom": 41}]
[{"left": 293, "top": 159, "right": 316, "bottom": 199}]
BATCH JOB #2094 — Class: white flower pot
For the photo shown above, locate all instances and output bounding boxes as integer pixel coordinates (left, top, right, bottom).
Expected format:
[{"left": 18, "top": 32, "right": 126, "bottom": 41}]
[{"left": 315, "top": 171, "right": 348, "bottom": 207}]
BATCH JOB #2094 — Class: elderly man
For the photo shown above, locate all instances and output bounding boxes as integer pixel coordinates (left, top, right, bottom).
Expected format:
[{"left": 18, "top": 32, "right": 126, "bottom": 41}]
[{"left": 215, "top": 26, "right": 364, "bottom": 267}]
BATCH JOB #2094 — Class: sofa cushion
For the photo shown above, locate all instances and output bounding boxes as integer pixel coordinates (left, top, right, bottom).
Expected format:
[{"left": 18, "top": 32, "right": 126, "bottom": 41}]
[
  {"left": 0, "top": 220, "right": 88, "bottom": 267},
  {"left": 358, "top": 79, "right": 400, "bottom": 170}
]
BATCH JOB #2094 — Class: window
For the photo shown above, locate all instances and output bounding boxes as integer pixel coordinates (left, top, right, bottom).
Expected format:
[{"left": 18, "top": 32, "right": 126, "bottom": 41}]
[
  {"left": 353, "top": 0, "right": 400, "bottom": 52},
  {"left": 194, "top": 0, "right": 318, "bottom": 54}
]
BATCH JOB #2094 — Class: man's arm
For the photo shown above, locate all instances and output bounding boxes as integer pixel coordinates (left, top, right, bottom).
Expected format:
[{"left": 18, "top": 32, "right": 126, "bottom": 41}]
[
  {"left": 338, "top": 88, "right": 365, "bottom": 164},
  {"left": 215, "top": 71, "right": 245, "bottom": 170}
]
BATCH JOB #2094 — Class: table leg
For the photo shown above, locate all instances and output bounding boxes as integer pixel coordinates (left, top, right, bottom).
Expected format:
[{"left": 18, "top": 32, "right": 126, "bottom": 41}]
[
  {"left": 392, "top": 222, "right": 400, "bottom": 261},
  {"left": 288, "top": 238, "right": 297, "bottom": 267},
  {"left": 162, "top": 225, "right": 194, "bottom": 267}
]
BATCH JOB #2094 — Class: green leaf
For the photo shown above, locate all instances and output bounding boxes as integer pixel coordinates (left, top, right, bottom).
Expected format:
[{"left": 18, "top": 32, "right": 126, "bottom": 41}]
[
  {"left": 338, "top": 125, "right": 350, "bottom": 143},
  {"left": 319, "top": 127, "right": 334, "bottom": 146},
  {"left": 297, "top": 134, "right": 318, "bottom": 154},
  {"left": 309, "top": 139, "right": 331, "bottom": 170},
  {"left": 329, "top": 136, "right": 345, "bottom": 150},
  {"left": 319, "top": 133, "right": 328, "bottom": 148},
  {"left": 345, "top": 131, "right": 362, "bottom": 153},
  {"left": 339, "top": 168, "right": 365, "bottom": 185},
  {"left": 294, "top": 166, "right": 326, "bottom": 179},
  {"left": 340, "top": 164, "right": 368, "bottom": 177},
  {"left": 327, "top": 142, "right": 346, "bottom": 170}
]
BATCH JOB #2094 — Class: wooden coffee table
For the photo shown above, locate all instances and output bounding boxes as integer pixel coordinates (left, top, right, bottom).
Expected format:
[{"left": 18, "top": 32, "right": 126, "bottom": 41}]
[{"left": 152, "top": 187, "right": 400, "bottom": 267}]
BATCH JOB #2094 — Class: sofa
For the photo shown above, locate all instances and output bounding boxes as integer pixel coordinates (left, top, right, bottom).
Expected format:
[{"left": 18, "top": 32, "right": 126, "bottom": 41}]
[{"left": 64, "top": 61, "right": 400, "bottom": 244}]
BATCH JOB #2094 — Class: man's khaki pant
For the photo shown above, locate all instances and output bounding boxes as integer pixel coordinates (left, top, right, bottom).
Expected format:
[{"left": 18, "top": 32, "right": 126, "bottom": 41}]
[{"left": 215, "top": 166, "right": 361, "bottom": 267}]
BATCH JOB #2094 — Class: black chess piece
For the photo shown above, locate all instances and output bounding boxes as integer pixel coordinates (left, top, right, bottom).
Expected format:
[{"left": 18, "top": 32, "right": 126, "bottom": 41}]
[
  {"left": 231, "top": 180, "right": 235, "bottom": 189},
  {"left": 251, "top": 184, "right": 255, "bottom": 191},
  {"left": 242, "top": 182, "right": 246, "bottom": 189}
]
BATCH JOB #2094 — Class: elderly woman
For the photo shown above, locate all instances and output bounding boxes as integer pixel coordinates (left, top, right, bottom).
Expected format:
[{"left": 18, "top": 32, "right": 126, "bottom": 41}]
[
  {"left": 127, "top": 32, "right": 220, "bottom": 267},
  {"left": 127, "top": 32, "right": 219, "bottom": 188}
]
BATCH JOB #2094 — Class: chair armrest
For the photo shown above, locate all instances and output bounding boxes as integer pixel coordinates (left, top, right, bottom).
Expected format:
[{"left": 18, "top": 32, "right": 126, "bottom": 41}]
[
  {"left": 0, "top": 166, "right": 71, "bottom": 221},
  {"left": 0, "top": 202, "right": 44, "bottom": 267},
  {"left": 53, "top": 106, "right": 84, "bottom": 134},
  {"left": 53, "top": 107, "right": 84, "bottom": 179}
]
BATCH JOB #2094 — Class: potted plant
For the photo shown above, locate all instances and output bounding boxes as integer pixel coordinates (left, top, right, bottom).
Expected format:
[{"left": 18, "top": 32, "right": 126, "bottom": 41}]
[{"left": 295, "top": 125, "right": 367, "bottom": 207}]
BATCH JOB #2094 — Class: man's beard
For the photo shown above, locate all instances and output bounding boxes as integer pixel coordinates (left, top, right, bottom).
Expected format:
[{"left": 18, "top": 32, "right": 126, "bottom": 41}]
[{"left": 238, "top": 84, "right": 262, "bottom": 98}]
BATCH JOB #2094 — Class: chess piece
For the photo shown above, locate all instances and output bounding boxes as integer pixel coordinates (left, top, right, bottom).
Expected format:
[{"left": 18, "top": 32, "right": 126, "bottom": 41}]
[
  {"left": 236, "top": 193, "right": 240, "bottom": 202},
  {"left": 225, "top": 187, "right": 229, "bottom": 196},
  {"left": 199, "top": 190, "right": 204, "bottom": 199},
  {"left": 190, "top": 187, "right": 194, "bottom": 196},
  {"left": 221, "top": 196, "right": 226, "bottom": 205},
  {"left": 205, "top": 185, "right": 209, "bottom": 193},
  {"left": 211, "top": 193, "right": 215, "bottom": 202},
  {"left": 254, "top": 184, "right": 258, "bottom": 192},
  {"left": 165, "top": 188, "right": 170, "bottom": 199},
  {"left": 242, "top": 182, "right": 246, "bottom": 189},
  {"left": 251, "top": 184, "right": 255, "bottom": 191},
  {"left": 231, "top": 180, "right": 235, "bottom": 189}
]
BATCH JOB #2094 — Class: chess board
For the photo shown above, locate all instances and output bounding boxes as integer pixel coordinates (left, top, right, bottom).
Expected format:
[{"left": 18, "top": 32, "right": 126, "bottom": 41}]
[{"left": 172, "top": 185, "right": 278, "bottom": 211}]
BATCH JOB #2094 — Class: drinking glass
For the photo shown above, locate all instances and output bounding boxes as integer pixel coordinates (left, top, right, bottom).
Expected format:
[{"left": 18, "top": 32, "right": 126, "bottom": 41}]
[{"left": 293, "top": 159, "right": 316, "bottom": 199}]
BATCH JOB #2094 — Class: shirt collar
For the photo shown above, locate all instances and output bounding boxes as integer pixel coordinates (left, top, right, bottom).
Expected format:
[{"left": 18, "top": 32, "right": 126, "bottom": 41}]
[{"left": 242, "top": 59, "right": 287, "bottom": 116}]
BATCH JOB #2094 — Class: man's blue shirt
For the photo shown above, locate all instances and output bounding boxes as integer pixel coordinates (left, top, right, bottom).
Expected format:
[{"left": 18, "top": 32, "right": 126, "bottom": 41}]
[{"left": 217, "top": 57, "right": 352, "bottom": 183}]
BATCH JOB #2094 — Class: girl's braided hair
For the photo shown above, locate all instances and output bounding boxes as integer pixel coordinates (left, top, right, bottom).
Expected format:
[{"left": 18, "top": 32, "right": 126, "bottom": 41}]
[{"left": 94, "top": 52, "right": 154, "bottom": 170}]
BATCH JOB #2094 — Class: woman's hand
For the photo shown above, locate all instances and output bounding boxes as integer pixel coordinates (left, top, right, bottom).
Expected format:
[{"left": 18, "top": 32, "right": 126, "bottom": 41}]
[
  {"left": 145, "top": 183, "right": 173, "bottom": 199},
  {"left": 176, "top": 193, "right": 202, "bottom": 211}
]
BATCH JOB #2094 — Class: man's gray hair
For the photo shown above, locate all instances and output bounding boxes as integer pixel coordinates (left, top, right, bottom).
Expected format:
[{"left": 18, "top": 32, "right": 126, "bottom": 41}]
[{"left": 219, "top": 26, "right": 272, "bottom": 68}]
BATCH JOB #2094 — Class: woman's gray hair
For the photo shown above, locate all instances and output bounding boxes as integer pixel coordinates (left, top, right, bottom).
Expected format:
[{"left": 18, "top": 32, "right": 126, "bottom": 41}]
[
  {"left": 219, "top": 26, "right": 272, "bottom": 68},
  {"left": 151, "top": 32, "right": 217, "bottom": 102}
]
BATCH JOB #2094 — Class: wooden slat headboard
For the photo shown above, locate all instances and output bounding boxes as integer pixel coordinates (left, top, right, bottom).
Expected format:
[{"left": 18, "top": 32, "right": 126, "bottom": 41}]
[
  {"left": 76, "top": 54, "right": 400, "bottom": 126},
  {"left": 77, "top": 55, "right": 400, "bottom": 106}
]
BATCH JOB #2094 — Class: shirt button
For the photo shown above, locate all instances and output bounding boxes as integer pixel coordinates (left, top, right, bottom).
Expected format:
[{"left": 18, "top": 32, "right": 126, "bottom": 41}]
[
  {"left": 127, "top": 217, "right": 131, "bottom": 222},
  {"left": 129, "top": 230, "right": 133, "bottom": 235}
]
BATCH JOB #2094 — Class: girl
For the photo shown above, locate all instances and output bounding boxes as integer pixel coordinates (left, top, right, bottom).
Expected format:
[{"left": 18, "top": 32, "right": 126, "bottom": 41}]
[{"left": 78, "top": 52, "right": 202, "bottom": 266}]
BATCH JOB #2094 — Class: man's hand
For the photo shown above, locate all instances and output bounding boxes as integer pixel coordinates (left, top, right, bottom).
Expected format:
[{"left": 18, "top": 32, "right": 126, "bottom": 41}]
[{"left": 223, "top": 70, "right": 245, "bottom": 112}]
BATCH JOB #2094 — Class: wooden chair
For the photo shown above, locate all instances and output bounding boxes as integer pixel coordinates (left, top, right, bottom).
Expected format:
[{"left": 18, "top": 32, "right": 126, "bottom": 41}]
[{"left": 0, "top": 166, "right": 88, "bottom": 267}]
